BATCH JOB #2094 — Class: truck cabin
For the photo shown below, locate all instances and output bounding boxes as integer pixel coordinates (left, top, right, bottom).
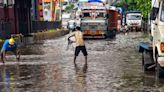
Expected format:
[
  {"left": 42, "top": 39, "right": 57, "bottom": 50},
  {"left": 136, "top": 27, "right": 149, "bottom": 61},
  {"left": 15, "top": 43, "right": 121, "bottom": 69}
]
[
  {"left": 79, "top": 2, "right": 107, "bottom": 19},
  {"left": 126, "top": 14, "right": 142, "bottom": 20},
  {"left": 150, "top": 0, "right": 160, "bottom": 20},
  {"left": 80, "top": 10, "right": 107, "bottom": 19},
  {"left": 125, "top": 11, "right": 142, "bottom": 31},
  {"left": 126, "top": 12, "right": 142, "bottom": 21},
  {"left": 150, "top": 0, "right": 164, "bottom": 22}
]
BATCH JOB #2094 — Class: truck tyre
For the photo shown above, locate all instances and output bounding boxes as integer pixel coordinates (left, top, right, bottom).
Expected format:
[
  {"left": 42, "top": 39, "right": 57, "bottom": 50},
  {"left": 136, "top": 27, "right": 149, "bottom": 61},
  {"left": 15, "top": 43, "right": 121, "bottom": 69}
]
[
  {"left": 106, "top": 30, "right": 116, "bottom": 38},
  {"left": 104, "top": 34, "right": 107, "bottom": 39},
  {"left": 112, "top": 29, "right": 116, "bottom": 38},
  {"left": 156, "top": 63, "right": 164, "bottom": 78},
  {"left": 155, "top": 53, "right": 164, "bottom": 78},
  {"left": 142, "top": 51, "right": 155, "bottom": 71}
]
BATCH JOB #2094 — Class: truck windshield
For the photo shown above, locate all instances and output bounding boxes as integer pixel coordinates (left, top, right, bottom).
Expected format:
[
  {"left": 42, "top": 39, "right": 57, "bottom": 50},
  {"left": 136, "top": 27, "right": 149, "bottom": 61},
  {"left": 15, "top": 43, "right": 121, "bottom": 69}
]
[
  {"left": 82, "top": 11, "right": 106, "bottom": 19},
  {"left": 97, "top": 12, "right": 106, "bottom": 18},
  {"left": 127, "top": 15, "right": 141, "bottom": 20},
  {"left": 161, "top": 1, "right": 164, "bottom": 21}
]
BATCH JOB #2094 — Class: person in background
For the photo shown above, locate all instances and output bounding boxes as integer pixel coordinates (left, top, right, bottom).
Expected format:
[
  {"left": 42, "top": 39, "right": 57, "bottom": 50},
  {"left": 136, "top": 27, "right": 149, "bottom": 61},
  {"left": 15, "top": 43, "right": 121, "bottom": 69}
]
[
  {"left": 125, "top": 24, "right": 128, "bottom": 32},
  {"left": 68, "top": 26, "right": 88, "bottom": 66},
  {"left": 0, "top": 38, "right": 20, "bottom": 63}
]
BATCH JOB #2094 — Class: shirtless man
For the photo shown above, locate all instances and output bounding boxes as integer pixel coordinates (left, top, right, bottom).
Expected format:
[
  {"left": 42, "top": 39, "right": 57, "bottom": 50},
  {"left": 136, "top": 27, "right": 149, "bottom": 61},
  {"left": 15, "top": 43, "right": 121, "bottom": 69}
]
[{"left": 68, "top": 26, "right": 88, "bottom": 65}]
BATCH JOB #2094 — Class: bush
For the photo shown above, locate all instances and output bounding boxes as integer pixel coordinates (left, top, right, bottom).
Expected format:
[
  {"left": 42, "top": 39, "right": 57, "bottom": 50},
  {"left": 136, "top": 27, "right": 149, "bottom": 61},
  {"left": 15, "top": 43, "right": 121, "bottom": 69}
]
[{"left": 65, "top": 4, "right": 75, "bottom": 12}]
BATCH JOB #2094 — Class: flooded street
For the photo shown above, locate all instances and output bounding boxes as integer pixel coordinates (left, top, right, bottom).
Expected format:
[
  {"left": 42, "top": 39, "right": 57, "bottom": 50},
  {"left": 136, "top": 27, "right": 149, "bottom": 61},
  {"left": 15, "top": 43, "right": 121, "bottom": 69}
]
[{"left": 0, "top": 32, "right": 164, "bottom": 92}]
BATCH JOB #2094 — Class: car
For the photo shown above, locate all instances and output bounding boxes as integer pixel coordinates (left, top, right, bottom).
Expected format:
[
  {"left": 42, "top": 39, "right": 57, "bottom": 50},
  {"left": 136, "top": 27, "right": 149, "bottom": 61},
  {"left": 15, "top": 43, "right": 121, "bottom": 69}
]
[{"left": 67, "top": 20, "right": 76, "bottom": 31}]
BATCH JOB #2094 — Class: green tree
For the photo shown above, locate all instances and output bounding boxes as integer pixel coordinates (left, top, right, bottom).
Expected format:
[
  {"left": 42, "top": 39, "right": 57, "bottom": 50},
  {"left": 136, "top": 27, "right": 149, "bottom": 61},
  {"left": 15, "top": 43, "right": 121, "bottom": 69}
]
[
  {"left": 115, "top": 0, "right": 151, "bottom": 17},
  {"left": 65, "top": 4, "right": 74, "bottom": 12},
  {"left": 135, "top": 0, "right": 151, "bottom": 17}
]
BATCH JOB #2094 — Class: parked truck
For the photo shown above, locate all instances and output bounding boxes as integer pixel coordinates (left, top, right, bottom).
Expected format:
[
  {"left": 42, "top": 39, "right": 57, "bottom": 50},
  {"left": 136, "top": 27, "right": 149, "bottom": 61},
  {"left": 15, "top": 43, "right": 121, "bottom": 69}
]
[
  {"left": 79, "top": 2, "right": 108, "bottom": 38},
  {"left": 79, "top": 1, "right": 118, "bottom": 38},
  {"left": 125, "top": 11, "right": 142, "bottom": 32},
  {"left": 139, "top": 0, "right": 164, "bottom": 78}
]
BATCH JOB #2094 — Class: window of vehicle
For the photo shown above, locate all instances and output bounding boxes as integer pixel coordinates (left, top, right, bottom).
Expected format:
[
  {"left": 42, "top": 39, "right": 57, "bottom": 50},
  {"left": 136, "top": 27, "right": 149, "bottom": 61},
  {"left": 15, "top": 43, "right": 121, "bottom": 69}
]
[
  {"left": 127, "top": 14, "right": 142, "bottom": 20},
  {"left": 0, "top": 0, "right": 3, "bottom": 7},
  {"left": 97, "top": 13, "right": 105, "bottom": 18},
  {"left": 160, "top": 1, "right": 164, "bottom": 21},
  {"left": 83, "top": 13, "right": 90, "bottom": 17}
]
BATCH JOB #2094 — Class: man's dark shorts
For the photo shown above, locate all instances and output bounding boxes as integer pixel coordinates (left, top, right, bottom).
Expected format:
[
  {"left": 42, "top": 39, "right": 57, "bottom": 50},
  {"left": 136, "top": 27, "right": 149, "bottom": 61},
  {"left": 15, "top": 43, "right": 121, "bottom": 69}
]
[{"left": 75, "top": 46, "right": 88, "bottom": 56}]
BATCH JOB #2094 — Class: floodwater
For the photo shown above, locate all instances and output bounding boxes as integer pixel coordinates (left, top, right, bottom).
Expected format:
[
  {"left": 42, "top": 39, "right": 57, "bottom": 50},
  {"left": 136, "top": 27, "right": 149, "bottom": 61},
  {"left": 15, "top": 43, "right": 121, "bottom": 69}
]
[{"left": 0, "top": 32, "right": 164, "bottom": 92}]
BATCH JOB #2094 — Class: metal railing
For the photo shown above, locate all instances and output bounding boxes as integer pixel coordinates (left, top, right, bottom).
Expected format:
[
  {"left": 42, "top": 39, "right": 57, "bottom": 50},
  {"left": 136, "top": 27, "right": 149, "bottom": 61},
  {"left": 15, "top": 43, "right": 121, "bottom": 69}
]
[
  {"left": 0, "top": 21, "right": 62, "bottom": 39},
  {"left": 32, "top": 21, "right": 61, "bottom": 33}
]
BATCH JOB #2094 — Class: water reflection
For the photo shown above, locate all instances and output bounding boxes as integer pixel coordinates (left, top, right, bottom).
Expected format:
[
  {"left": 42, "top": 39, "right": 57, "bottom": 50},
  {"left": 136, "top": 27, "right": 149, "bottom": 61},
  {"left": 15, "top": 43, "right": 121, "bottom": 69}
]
[
  {"left": 74, "top": 64, "right": 88, "bottom": 92},
  {"left": 0, "top": 64, "right": 49, "bottom": 92},
  {"left": 0, "top": 65, "right": 19, "bottom": 92}
]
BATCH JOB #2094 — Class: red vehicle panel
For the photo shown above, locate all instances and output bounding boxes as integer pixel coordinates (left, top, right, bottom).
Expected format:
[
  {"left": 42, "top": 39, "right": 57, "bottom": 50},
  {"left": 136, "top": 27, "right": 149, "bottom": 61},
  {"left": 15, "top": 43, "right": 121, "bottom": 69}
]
[{"left": 107, "top": 9, "right": 118, "bottom": 31}]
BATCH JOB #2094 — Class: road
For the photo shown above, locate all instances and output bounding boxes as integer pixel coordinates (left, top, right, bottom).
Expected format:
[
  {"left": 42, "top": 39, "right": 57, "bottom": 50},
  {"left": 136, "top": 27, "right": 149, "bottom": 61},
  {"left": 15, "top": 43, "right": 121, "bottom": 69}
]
[{"left": 0, "top": 32, "right": 164, "bottom": 92}]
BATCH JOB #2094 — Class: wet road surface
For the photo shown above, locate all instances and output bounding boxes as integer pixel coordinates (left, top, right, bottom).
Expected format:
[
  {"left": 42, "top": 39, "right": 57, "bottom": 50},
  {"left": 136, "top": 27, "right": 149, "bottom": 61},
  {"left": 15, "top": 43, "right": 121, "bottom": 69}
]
[{"left": 0, "top": 32, "right": 164, "bottom": 92}]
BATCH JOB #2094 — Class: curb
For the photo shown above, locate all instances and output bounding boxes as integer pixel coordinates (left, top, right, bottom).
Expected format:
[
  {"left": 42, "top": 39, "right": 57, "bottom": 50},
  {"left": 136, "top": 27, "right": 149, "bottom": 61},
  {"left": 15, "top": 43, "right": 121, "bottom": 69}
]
[{"left": 6, "top": 29, "right": 69, "bottom": 47}]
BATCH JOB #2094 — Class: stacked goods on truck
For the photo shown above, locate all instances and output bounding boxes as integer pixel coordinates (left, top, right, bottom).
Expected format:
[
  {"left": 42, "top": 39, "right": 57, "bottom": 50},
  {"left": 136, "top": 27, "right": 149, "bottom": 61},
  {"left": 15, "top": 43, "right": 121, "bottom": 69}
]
[
  {"left": 125, "top": 11, "right": 142, "bottom": 31},
  {"left": 139, "top": 0, "right": 164, "bottom": 78}
]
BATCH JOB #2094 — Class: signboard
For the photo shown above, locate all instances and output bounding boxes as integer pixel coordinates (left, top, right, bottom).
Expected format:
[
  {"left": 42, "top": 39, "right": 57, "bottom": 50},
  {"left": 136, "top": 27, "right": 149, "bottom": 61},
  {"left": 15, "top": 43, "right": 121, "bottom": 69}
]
[
  {"left": 43, "top": 2, "right": 52, "bottom": 21},
  {"left": 79, "top": 0, "right": 106, "bottom": 3},
  {"left": 80, "top": 2, "right": 105, "bottom": 10}
]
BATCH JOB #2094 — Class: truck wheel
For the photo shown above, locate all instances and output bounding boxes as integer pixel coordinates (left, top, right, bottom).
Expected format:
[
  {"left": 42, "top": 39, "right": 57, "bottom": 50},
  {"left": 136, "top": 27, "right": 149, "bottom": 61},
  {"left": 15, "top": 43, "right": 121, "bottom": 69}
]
[
  {"left": 142, "top": 51, "right": 149, "bottom": 71},
  {"left": 112, "top": 30, "right": 116, "bottom": 38},
  {"left": 156, "top": 63, "right": 164, "bottom": 78},
  {"left": 155, "top": 52, "right": 164, "bottom": 78},
  {"left": 104, "top": 34, "right": 107, "bottom": 39},
  {"left": 142, "top": 51, "right": 155, "bottom": 71},
  {"left": 107, "top": 30, "right": 116, "bottom": 38}
]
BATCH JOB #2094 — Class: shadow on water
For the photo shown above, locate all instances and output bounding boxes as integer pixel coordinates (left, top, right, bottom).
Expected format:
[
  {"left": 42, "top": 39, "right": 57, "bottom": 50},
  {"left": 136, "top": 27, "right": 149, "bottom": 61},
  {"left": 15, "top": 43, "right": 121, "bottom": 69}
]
[
  {"left": 74, "top": 64, "right": 88, "bottom": 92},
  {"left": 142, "top": 71, "right": 164, "bottom": 91},
  {"left": 19, "top": 43, "right": 45, "bottom": 55}
]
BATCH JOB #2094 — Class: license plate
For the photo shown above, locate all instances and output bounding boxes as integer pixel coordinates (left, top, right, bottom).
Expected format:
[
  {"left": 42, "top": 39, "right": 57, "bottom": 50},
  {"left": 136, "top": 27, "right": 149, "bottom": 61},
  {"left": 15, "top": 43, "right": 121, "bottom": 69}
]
[
  {"left": 91, "top": 31, "right": 95, "bottom": 35},
  {"left": 133, "top": 27, "right": 136, "bottom": 29}
]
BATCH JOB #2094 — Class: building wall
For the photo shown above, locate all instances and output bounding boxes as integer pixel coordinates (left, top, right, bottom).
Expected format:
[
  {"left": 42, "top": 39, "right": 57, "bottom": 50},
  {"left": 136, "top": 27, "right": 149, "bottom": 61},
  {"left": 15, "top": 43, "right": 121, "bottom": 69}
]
[
  {"left": 0, "top": 0, "right": 32, "bottom": 39},
  {"left": 31, "top": 0, "right": 61, "bottom": 21},
  {"left": 31, "top": 0, "right": 39, "bottom": 20}
]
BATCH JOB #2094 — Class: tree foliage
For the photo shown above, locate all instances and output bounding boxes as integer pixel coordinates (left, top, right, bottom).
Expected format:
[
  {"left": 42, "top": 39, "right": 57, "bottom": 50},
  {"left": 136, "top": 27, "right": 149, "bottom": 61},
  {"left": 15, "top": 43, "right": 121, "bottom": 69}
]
[
  {"left": 135, "top": 0, "right": 151, "bottom": 17},
  {"left": 116, "top": 0, "right": 151, "bottom": 17},
  {"left": 65, "top": 4, "right": 74, "bottom": 12}
]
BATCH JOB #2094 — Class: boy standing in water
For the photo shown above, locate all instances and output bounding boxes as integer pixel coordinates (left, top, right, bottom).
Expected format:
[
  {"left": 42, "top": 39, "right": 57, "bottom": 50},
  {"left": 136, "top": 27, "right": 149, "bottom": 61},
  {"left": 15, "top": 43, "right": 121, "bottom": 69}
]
[{"left": 68, "top": 26, "right": 88, "bottom": 65}]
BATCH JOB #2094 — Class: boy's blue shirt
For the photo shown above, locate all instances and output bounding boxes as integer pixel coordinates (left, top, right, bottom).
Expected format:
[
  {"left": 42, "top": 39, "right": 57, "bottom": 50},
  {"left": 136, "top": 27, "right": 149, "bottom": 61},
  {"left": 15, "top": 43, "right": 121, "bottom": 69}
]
[{"left": 2, "top": 39, "right": 17, "bottom": 51}]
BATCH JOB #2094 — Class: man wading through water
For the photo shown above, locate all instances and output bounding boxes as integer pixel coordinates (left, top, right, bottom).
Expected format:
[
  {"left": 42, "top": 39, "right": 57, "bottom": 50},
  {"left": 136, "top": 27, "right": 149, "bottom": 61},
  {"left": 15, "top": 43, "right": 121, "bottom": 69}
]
[{"left": 68, "top": 26, "right": 88, "bottom": 66}]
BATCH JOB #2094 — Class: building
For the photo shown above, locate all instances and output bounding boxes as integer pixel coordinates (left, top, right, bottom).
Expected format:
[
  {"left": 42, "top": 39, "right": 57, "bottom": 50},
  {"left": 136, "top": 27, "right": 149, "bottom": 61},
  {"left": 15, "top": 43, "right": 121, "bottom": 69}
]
[
  {"left": 31, "top": 0, "right": 62, "bottom": 21},
  {"left": 0, "top": 0, "right": 32, "bottom": 39}
]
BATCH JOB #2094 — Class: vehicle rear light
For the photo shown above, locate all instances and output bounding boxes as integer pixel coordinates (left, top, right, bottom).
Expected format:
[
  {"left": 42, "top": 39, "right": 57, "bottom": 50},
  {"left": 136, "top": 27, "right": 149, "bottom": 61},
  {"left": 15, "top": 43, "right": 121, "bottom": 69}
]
[{"left": 160, "top": 43, "right": 164, "bottom": 52}]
